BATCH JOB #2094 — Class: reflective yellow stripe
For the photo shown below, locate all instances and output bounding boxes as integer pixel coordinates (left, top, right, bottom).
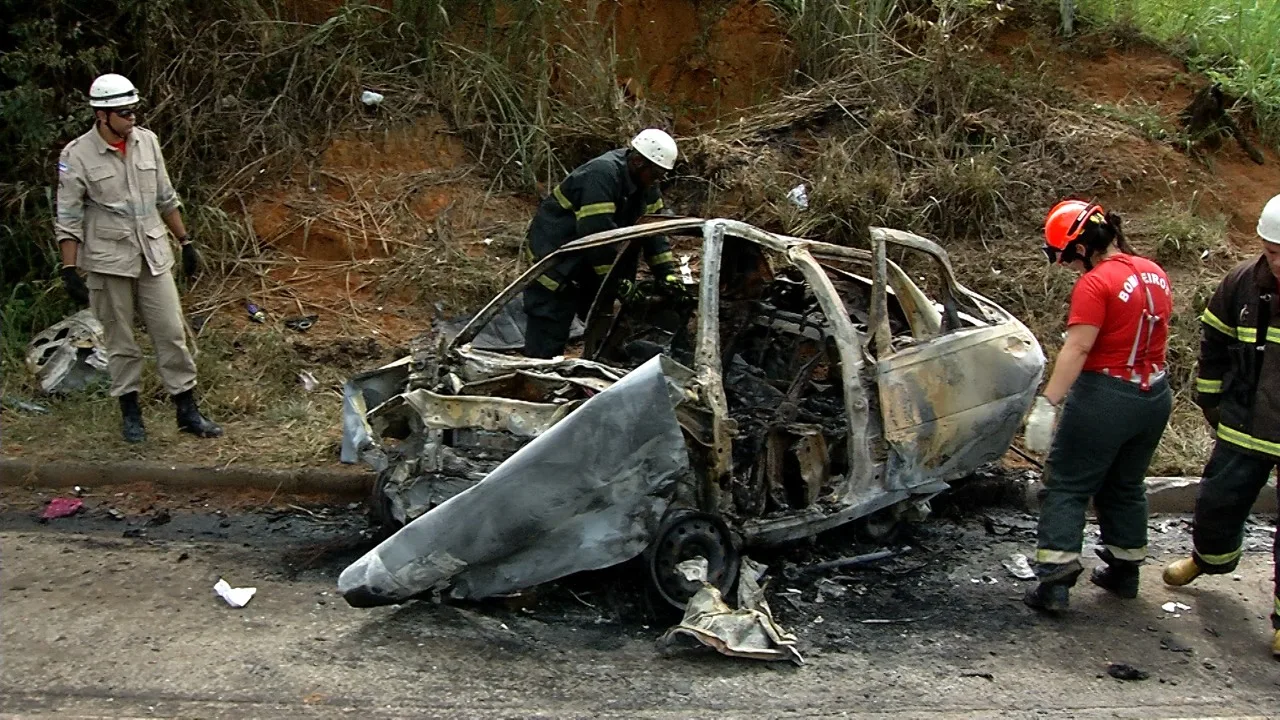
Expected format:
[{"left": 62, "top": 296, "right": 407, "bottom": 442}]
[
  {"left": 1201, "top": 309, "right": 1234, "bottom": 337},
  {"left": 1196, "top": 377, "right": 1223, "bottom": 394},
  {"left": 536, "top": 274, "right": 560, "bottom": 291},
  {"left": 644, "top": 199, "right": 664, "bottom": 214},
  {"left": 1035, "top": 549, "right": 1080, "bottom": 564},
  {"left": 552, "top": 185, "right": 572, "bottom": 210},
  {"left": 1217, "top": 424, "right": 1280, "bottom": 457},
  {"left": 593, "top": 264, "right": 613, "bottom": 276},
  {"left": 1198, "top": 546, "right": 1243, "bottom": 567},
  {"left": 647, "top": 251, "right": 675, "bottom": 266},
  {"left": 575, "top": 202, "right": 616, "bottom": 221},
  {"left": 1201, "top": 309, "right": 1280, "bottom": 344},
  {"left": 1104, "top": 545, "right": 1147, "bottom": 562}
]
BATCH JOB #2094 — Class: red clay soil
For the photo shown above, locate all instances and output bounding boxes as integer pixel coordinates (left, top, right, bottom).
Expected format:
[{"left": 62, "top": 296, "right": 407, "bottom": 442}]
[{"left": 992, "top": 26, "right": 1280, "bottom": 252}]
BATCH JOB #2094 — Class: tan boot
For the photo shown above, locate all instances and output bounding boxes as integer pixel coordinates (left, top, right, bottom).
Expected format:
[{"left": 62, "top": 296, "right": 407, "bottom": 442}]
[
  {"left": 1272, "top": 630, "right": 1279, "bottom": 660},
  {"left": 1162, "top": 557, "right": 1202, "bottom": 587}
]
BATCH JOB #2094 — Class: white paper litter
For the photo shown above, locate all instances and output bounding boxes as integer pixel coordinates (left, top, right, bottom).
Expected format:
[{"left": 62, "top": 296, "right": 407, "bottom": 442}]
[
  {"left": 785, "top": 184, "right": 809, "bottom": 210},
  {"left": 360, "top": 90, "right": 385, "bottom": 106},
  {"left": 1002, "top": 553, "right": 1036, "bottom": 580},
  {"left": 298, "top": 371, "right": 319, "bottom": 392},
  {"left": 1161, "top": 601, "right": 1191, "bottom": 613},
  {"left": 214, "top": 578, "right": 257, "bottom": 608}
]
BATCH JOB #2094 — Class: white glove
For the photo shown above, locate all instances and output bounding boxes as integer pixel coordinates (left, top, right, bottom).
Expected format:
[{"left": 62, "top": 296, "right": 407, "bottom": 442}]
[{"left": 1024, "top": 396, "right": 1057, "bottom": 454}]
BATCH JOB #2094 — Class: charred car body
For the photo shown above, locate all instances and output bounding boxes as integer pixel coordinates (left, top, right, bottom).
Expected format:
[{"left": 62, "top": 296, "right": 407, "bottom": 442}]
[{"left": 338, "top": 218, "right": 1044, "bottom": 608}]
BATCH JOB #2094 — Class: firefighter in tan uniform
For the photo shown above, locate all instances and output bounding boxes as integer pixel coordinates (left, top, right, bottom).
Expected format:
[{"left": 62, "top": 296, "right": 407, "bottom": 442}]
[{"left": 55, "top": 73, "right": 221, "bottom": 444}]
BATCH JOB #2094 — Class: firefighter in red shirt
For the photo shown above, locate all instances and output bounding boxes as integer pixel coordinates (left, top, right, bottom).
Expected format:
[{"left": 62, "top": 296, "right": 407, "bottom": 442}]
[{"left": 1022, "top": 200, "right": 1174, "bottom": 613}]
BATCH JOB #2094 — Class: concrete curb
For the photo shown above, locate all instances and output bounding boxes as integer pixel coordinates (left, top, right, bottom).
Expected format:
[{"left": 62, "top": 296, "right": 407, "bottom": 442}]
[
  {"left": 1022, "top": 476, "right": 1277, "bottom": 515},
  {"left": 0, "top": 457, "right": 374, "bottom": 498}
]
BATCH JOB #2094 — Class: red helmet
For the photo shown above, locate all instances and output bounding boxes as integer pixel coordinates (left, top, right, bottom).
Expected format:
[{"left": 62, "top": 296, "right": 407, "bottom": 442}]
[{"left": 1043, "top": 199, "right": 1105, "bottom": 263}]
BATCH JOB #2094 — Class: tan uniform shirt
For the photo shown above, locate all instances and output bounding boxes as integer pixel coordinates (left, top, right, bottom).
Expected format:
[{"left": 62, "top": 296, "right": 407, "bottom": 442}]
[{"left": 55, "top": 126, "right": 182, "bottom": 278}]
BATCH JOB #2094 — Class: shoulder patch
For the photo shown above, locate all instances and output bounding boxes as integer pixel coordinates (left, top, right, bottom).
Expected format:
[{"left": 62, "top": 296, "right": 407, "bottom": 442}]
[{"left": 57, "top": 161, "right": 69, "bottom": 174}]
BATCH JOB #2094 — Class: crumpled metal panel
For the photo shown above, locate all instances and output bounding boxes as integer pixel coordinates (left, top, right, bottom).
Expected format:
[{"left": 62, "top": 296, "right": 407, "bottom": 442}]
[
  {"left": 875, "top": 320, "right": 1045, "bottom": 486},
  {"left": 25, "top": 310, "right": 109, "bottom": 394},
  {"left": 338, "top": 356, "right": 692, "bottom": 606},
  {"left": 370, "top": 389, "right": 581, "bottom": 438}
]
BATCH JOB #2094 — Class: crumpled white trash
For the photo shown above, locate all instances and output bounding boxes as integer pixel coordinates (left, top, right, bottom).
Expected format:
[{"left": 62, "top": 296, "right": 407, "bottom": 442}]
[{"left": 214, "top": 579, "right": 257, "bottom": 608}]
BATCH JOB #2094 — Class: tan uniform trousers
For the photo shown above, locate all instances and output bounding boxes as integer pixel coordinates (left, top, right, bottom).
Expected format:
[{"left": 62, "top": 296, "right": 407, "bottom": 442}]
[{"left": 87, "top": 271, "right": 197, "bottom": 397}]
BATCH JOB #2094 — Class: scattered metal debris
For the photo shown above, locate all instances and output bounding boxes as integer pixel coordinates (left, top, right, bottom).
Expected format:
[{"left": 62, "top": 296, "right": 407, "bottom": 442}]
[
  {"left": 802, "top": 549, "right": 901, "bottom": 575},
  {"left": 1106, "top": 663, "right": 1149, "bottom": 681},
  {"left": 2, "top": 396, "right": 50, "bottom": 414},
  {"left": 659, "top": 557, "right": 803, "bottom": 665},
  {"left": 25, "top": 310, "right": 109, "bottom": 394}
]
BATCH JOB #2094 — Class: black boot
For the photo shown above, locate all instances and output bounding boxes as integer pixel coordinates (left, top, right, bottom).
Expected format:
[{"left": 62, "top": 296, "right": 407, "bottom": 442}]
[
  {"left": 119, "top": 391, "right": 146, "bottom": 444},
  {"left": 1023, "top": 559, "right": 1083, "bottom": 614},
  {"left": 174, "top": 389, "right": 223, "bottom": 438},
  {"left": 1089, "top": 547, "right": 1141, "bottom": 599}
]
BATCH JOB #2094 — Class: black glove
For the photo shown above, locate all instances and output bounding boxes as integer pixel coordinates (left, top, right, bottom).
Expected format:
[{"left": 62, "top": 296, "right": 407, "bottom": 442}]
[
  {"left": 181, "top": 242, "right": 199, "bottom": 279},
  {"left": 61, "top": 266, "right": 89, "bottom": 306},
  {"left": 1201, "top": 405, "right": 1222, "bottom": 429}
]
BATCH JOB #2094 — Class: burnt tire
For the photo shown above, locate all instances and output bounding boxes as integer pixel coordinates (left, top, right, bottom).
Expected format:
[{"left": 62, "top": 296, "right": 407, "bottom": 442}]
[
  {"left": 646, "top": 509, "right": 740, "bottom": 610},
  {"left": 366, "top": 468, "right": 403, "bottom": 542},
  {"left": 853, "top": 506, "right": 907, "bottom": 545}
]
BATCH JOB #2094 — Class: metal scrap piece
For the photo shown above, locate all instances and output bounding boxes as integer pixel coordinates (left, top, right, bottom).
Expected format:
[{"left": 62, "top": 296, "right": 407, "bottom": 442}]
[{"left": 659, "top": 557, "right": 804, "bottom": 665}]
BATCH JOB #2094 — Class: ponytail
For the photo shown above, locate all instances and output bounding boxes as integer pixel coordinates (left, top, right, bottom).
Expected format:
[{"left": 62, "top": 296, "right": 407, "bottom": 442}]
[
  {"left": 1079, "top": 211, "right": 1135, "bottom": 257},
  {"left": 1106, "top": 211, "right": 1135, "bottom": 255}
]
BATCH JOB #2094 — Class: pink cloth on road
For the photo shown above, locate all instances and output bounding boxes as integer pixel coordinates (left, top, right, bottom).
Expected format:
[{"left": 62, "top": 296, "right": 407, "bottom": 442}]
[{"left": 41, "top": 497, "right": 83, "bottom": 519}]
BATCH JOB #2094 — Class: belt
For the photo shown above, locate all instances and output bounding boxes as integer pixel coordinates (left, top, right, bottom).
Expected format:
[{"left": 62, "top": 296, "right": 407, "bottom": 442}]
[{"left": 1099, "top": 366, "right": 1166, "bottom": 388}]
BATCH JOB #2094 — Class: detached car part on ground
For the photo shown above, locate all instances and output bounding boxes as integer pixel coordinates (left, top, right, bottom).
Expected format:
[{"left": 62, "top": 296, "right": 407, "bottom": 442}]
[{"left": 338, "top": 218, "right": 1045, "bottom": 609}]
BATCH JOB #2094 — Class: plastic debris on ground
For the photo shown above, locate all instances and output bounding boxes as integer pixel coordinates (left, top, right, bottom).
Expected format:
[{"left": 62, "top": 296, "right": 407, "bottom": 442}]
[
  {"left": 25, "top": 310, "right": 109, "bottom": 394},
  {"left": 284, "top": 315, "right": 319, "bottom": 333},
  {"left": 658, "top": 556, "right": 804, "bottom": 666},
  {"left": 214, "top": 579, "right": 257, "bottom": 608},
  {"left": 1161, "top": 601, "right": 1191, "bottom": 613},
  {"left": 1002, "top": 553, "right": 1035, "bottom": 580},
  {"left": 298, "top": 371, "right": 320, "bottom": 392},
  {"left": 785, "top": 184, "right": 809, "bottom": 210},
  {"left": 40, "top": 498, "right": 83, "bottom": 520}
]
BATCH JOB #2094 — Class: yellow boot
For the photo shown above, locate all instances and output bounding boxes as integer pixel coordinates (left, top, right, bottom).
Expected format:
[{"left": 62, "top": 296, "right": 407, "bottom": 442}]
[{"left": 1162, "top": 557, "right": 1202, "bottom": 587}]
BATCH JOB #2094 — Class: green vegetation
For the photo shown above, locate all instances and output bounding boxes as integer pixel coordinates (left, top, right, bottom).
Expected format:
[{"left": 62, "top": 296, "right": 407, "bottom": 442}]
[{"left": 1079, "top": 0, "right": 1280, "bottom": 140}]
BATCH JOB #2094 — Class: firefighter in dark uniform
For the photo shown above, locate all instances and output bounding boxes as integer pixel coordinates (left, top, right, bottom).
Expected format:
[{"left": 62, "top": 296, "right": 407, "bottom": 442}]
[
  {"left": 521, "top": 129, "right": 680, "bottom": 358},
  {"left": 1163, "top": 192, "right": 1280, "bottom": 659}
]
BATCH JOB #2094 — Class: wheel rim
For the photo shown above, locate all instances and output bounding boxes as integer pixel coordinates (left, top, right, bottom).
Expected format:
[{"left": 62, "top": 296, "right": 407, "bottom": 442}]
[{"left": 647, "top": 510, "right": 739, "bottom": 609}]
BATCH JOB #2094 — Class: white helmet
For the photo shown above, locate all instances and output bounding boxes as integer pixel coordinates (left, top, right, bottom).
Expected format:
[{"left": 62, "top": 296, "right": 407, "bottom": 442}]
[
  {"left": 1259, "top": 193, "right": 1280, "bottom": 245},
  {"left": 630, "top": 128, "right": 678, "bottom": 171},
  {"left": 88, "top": 74, "right": 139, "bottom": 109}
]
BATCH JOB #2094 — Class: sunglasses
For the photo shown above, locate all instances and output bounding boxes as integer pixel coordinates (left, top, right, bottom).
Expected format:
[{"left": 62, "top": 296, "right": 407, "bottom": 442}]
[{"left": 111, "top": 108, "right": 138, "bottom": 119}]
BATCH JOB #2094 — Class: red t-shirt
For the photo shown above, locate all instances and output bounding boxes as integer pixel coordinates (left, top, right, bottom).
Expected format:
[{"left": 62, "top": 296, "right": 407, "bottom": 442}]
[
  {"left": 1067, "top": 254, "right": 1172, "bottom": 375},
  {"left": 110, "top": 139, "right": 126, "bottom": 156}
]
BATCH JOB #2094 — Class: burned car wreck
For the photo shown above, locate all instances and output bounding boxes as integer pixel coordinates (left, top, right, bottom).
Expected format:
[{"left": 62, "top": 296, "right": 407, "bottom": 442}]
[{"left": 338, "top": 218, "right": 1045, "bottom": 609}]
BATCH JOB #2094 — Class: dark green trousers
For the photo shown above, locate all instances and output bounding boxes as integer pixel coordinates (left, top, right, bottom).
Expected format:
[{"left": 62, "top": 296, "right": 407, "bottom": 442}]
[
  {"left": 1036, "top": 372, "right": 1172, "bottom": 566},
  {"left": 1189, "top": 440, "right": 1279, "bottom": 630}
]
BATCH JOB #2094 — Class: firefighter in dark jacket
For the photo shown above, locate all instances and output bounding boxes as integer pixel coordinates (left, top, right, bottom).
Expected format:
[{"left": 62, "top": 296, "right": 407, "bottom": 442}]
[
  {"left": 521, "top": 129, "right": 680, "bottom": 358},
  {"left": 1163, "top": 192, "right": 1280, "bottom": 659}
]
